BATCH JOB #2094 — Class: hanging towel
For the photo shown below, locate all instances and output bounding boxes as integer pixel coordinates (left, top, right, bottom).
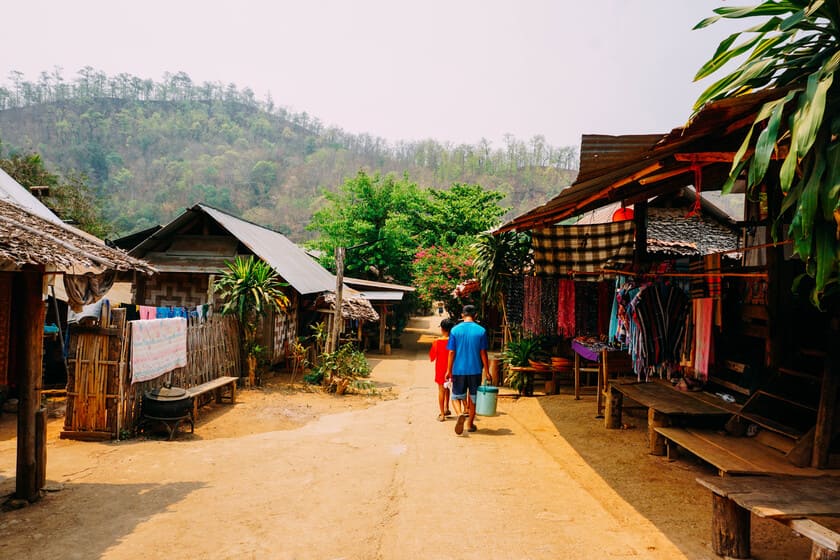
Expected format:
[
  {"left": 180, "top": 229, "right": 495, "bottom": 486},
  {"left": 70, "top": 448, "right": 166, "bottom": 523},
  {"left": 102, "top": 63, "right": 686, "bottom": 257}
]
[
  {"left": 692, "top": 298, "right": 714, "bottom": 380},
  {"left": 556, "top": 279, "right": 576, "bottom": 338},
  {"left": 130, "top": 318, "right": 188, "bottom": 383},
  {"left": 156, "top": 306, "right": 172, "bottom": 319},
  {"left": 138, "top": 305, "right": 156, "bottom": 320},
  {"left": 171, "top": 307, "right": 188, "bottom": 318}
]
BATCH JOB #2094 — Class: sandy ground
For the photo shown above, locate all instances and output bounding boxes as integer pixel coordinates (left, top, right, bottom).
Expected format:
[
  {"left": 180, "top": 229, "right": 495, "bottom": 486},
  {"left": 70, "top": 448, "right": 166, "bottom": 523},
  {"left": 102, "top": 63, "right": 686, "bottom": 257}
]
[{"left": 0, "top": 316, "right": 812, "bottom": 560}]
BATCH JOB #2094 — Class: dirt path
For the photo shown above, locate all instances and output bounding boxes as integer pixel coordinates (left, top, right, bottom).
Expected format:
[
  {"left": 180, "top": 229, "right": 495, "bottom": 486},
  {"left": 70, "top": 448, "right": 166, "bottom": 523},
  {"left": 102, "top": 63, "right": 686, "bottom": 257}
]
[{"left": 0, "top": 316, "right": 808, "bottom": 559}]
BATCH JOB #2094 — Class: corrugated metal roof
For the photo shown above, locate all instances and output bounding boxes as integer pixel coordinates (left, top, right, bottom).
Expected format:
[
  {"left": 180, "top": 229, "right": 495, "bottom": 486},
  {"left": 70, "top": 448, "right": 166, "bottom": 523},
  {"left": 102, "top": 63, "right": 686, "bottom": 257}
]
[
  {"left": 198, "top": 205, "right": 337, "bottom": 295},
  {"left": 131, "top": 204, "right": 336, "bottom": 295},
  {"left": 343, "top": 277, "right": 416, "bottom": 292},
  {"left": 497, "top": 88, "right": 787, "bottom": 233},
  {"left": 357, "top": 290, "right": 405, "bottom": 302}
]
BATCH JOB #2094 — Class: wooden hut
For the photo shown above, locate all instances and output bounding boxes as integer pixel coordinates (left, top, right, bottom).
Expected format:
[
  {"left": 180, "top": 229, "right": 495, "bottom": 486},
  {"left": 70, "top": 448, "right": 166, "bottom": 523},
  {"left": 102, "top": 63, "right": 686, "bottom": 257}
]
[
  {"left": 0, "top": 168, "right": 153, "bottom": 502},
  {"left": 120, "top": 203, "right": 365, "bottom": 364}
]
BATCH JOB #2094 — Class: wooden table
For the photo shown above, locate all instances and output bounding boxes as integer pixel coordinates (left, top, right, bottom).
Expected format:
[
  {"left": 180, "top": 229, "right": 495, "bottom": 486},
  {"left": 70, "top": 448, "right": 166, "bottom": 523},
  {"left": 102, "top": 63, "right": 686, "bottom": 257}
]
[
  {"left": 508, "top": 366, "right": 560, "bottom": 395},
  {"left": 606, "top": 381, "right": 732, "bottom": 455},
  {"left": 697, "top": 475, "right": 840, "bottom": 559}
]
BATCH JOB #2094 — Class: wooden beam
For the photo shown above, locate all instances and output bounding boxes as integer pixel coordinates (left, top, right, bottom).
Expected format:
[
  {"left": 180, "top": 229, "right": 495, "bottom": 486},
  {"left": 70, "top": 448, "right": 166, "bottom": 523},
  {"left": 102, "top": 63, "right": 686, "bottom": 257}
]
[
  {"left": 637, "top": 166, "right": 692, "bottom": 185},
  {"left": 813, "top": 316, "right": 840, "bottom": 468},
  {"left": 674, "top": 148, "right": 787, "bottom": 164}
]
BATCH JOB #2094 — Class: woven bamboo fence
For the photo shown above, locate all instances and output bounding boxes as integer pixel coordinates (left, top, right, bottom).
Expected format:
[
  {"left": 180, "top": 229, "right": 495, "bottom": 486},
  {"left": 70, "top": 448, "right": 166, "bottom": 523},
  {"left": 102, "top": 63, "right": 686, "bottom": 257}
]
[{"left": 62, "top": 311, "right": 241, "bottom": 440}]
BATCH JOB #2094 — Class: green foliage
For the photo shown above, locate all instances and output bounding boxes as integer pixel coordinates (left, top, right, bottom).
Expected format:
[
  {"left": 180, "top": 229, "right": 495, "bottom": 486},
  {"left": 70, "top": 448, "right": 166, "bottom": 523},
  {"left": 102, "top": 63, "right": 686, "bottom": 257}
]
[
  {"left": 307, "top": 343, "right": 372, "bottom": 394},
  {"left": 0, "top": 150, "right": 113, "bottom": 238},
  {"left": 0, "top": 68, "right": 577, "bottom": 240},
  {"left": 417, "top": 183, "right": 508, "bottom": 247},
  {"left": 471, "top": 230, "right": 532, "bottom": 308},
  {"left": 694, "top": 1, "right": 840, "bottom": 307},
  {"left": 501, "top": 335, "right": 546, "bottom": 395},
  {"left": 411, "top": 244, "right": 476, "bottom": 314},
  {"left": 307, "top": 170, "right": 427, "bottom": 284},
  {"left": 214, "top": 255, "right": 290, "bottom": 355}
]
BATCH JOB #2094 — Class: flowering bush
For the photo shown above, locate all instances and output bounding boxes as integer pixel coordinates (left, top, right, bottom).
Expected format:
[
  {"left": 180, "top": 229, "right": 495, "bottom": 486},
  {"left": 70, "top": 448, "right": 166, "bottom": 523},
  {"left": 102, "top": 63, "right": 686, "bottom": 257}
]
[{"left": 412, "top": 245, "right": 477, "bottom": 315}]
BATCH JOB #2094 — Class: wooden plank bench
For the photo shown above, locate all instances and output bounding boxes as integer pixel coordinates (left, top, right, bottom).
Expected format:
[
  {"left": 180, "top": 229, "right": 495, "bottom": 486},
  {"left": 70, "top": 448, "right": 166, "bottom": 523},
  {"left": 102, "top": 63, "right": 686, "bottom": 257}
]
[
  {"left": 186, "top": 376, "right": 238, "bottom": 420},
  {"left": 655, "top": 427, "right": 831, "bottom": 477},
  {"left": 696, "top": 474, "right": 840, "bottom": 559},
  {"left": 605, "top": 381, "right": 732, "bottom": 455}
]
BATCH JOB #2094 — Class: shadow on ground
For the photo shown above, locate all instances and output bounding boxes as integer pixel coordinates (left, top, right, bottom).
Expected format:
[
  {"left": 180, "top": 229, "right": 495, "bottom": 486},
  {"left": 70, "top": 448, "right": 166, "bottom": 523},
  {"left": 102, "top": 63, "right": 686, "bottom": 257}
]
[{"left": 0, "top": 480, "right": 206, "bottom": 558}]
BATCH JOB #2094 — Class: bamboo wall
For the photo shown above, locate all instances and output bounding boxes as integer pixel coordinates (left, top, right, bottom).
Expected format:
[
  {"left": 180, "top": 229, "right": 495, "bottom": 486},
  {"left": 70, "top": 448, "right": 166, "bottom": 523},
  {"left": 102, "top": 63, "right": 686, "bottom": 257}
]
[{"left": 62, "top": 311, "right": 241, "bottom": 439}]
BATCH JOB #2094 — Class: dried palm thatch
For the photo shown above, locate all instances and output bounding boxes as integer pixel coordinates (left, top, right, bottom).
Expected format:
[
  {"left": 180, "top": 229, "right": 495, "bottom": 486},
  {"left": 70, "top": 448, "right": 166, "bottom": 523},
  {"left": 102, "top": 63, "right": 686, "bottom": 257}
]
[
  {"left": 0, "top": 199, "right": 155, "bottom": 275},
  {"left": 320, "top": 292, "right": 380, "bottom": 322}
]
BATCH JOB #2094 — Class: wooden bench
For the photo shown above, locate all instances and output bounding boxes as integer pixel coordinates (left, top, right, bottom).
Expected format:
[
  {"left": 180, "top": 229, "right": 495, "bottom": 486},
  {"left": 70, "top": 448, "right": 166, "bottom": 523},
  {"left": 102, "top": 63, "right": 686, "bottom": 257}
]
[
  {"left": 186, "top": 376, "right": 238, "bottom": 419},
  {"left": 655, "top": 427, "right": 831, "bottom": 477},
  {"left": 696, "top": 474, "right": 840, "bottom": 559},
  {"left": 605, "top": 380, "right": 732, "bottom": 455}
]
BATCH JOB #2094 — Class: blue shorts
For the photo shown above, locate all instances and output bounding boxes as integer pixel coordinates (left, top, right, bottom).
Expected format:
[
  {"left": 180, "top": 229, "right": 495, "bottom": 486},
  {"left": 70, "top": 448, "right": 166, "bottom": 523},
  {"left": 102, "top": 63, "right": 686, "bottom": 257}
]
[{"left": 451, "top": 374, "right": 482, "bottom": 401}]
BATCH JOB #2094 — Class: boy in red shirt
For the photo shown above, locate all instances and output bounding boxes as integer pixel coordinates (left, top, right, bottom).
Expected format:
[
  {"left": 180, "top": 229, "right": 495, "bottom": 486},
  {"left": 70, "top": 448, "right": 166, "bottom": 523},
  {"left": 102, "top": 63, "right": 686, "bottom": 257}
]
[{"left": 429, "top": 318, "right": 455, "bottom": 421}]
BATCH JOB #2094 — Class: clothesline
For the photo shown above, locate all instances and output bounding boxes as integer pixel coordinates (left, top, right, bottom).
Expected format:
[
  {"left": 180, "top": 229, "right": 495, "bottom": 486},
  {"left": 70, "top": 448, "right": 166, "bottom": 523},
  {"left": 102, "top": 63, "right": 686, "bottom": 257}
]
[{"left": 504, "top": 270, "right": 767, "bottom": 280}]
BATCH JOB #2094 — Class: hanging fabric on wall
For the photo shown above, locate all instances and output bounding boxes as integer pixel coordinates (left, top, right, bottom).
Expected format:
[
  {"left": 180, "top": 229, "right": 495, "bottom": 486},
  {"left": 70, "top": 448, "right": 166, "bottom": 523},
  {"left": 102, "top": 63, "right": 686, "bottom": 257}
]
[
  {"left": 540, "top": 277, "right": 558, "bottom": 336},
  {"left": 692, "top": 297, "right": 714, "bottom": 380},
  {"left": 522, "top": 276, "right": 542, "bottom": 335},
  {"left": 575, "top": 282, "right": 599, "bottom": 336},
  {"left": 556, "top": 279, "right": 576, "bottom": 338},
  {"left": 504, "top": 276, "right": 525, "bottom": 328},
  {"left": 531, "top": 221, "right": 635, "bottom": 274},
  {"left": 130, "top": 317, "right": 187, "bottom": 383}
]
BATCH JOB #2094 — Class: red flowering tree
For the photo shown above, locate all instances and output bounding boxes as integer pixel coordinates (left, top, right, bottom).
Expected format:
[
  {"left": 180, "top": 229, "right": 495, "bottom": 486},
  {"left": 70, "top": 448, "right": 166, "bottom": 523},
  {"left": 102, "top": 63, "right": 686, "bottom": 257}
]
[{"left": 412, "top": 244, "right": 477, "bottom": 316}]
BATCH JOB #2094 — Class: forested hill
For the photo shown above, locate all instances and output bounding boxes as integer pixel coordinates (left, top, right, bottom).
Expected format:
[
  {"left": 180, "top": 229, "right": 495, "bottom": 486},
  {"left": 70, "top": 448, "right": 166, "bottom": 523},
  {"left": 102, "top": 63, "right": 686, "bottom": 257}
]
[{"left": 0, "top": 69, "right": 577, "bottom": 238}]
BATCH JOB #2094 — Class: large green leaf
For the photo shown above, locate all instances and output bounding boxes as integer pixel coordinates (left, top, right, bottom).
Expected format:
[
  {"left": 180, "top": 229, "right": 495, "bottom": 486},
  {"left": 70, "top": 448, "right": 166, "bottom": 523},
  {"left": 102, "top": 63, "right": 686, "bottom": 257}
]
[
  {"left": 813, "top": 220, "right": 838, "bottom": 304},
  {"left": 695, "top": 33, "right": 768, "bottom": 80},
  {"left": 749, "top": 91, "right": 796, "bottom": 187}
]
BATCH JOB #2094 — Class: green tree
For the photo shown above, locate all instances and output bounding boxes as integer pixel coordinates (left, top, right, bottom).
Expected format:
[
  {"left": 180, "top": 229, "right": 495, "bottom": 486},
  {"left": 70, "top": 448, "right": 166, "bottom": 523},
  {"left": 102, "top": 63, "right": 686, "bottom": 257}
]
[
  {"left": 418, "top": 183, "right": 508, "bottom": 247},
  {"left": 0, "top": 151, "right": 112, "bottom": 238},
  {"left": 694, "top": 1, "right": 840, "bottom": 307},
  {"left": 471, "top": 230, "right": 532, "bottom": 309},
  {"left": 307, "top": 170, "right": 426, "bottom": 284}
]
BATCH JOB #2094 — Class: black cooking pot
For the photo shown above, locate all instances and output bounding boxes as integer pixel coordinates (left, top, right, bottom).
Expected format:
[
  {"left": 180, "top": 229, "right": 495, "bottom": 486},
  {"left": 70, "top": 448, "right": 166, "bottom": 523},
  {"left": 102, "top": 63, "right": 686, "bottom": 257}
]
[{"left": 143, "top": 384, "right": 194, "bottom": 418}]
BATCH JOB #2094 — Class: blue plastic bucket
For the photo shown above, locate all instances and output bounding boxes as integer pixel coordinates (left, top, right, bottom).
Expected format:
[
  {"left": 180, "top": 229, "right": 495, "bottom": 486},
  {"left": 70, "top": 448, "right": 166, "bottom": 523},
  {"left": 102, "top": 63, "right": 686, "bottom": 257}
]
[{"left": 476, "top": 384, "right": 499, "bottom": 416}]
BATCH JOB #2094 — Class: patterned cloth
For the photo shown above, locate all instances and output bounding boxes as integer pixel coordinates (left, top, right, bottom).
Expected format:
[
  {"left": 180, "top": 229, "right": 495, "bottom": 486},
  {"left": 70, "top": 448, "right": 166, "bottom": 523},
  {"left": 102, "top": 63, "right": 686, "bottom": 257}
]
[
  {"left": 522, "top": 276, "right": 542, "bottom": 335},
  {"left": 540, "top": 277, "right": 558, "bottom": 336},
  {"left": 531, "top": 221, "right": 635, "bottom": 274},
  {"left": 130, "top": 318, "right": 188, "bottom": 383},
  {"left": 556, "top": 279, "right": 576, "bottom": 338}
]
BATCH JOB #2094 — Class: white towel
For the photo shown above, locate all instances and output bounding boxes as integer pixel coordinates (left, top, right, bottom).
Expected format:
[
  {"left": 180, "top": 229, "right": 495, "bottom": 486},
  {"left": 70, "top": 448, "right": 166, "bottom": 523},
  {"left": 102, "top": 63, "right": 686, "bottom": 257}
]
[{"left": 131, "top": 318, "right": 187, "bottom": 383}]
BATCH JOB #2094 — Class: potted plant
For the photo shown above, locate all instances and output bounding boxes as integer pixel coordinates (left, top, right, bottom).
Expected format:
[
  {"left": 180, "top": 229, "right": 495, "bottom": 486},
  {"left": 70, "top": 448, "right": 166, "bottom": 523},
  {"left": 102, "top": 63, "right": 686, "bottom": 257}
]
[{"left": 501, "top": 335, "right": 545, "bottom": 396}]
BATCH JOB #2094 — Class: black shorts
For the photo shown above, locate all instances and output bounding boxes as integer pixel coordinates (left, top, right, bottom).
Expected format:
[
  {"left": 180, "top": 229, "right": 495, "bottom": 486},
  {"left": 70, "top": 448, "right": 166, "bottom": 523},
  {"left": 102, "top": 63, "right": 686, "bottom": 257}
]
[{"left": 451, "top": 374, "right": 482, "bottom": 400}]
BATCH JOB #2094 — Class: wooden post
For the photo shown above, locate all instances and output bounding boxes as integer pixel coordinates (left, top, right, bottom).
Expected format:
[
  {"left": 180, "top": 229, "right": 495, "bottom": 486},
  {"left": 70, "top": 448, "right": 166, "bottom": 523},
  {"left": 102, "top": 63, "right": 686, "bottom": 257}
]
[
  {"left": 329, "top": 247, "right": 345, "bottom": 354},
  {"left": 811, "top": 544, "right": 840, "bottom": 560},
  {"left": 605, "top": 386, "right": 622, "bottom": 428},
  {"left": 596, "top": 350, "right": 606, "bottom": 416},
  {"left": 35, "top": 407, "right": 47, "bottom": 491},
  {"left": 648, "top": 408, "right": 670, "bottom": 456},
  {"left": 574, "top": 352, "right": 581, "bottom": 400},
  {"left": 813, "top": 316, "right": 840, "bottom": 468},
  {"left": 16, "top": 267, "right": 45, "bottom": 502},
  {"left": 378, "top": 304, "right": 387, "bottom": 353},
  {"left": 711, "top": 494, "right": 751, "bottom": 559}
]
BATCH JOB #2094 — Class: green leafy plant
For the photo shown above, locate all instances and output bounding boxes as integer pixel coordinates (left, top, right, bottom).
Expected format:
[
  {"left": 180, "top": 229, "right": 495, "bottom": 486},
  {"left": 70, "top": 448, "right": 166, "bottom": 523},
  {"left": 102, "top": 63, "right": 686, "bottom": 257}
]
[
  {"left": 694, "top": 1, "right": 840, "bottom": 308},
  {"left": 306, "top": 343, "right": 372, "bottom": 394},
  {"left": 501, "top": 335, "right": 546, "bottom": 396},
  {"left": 214, "top": 255, "right": 290, "bottom": 385}
]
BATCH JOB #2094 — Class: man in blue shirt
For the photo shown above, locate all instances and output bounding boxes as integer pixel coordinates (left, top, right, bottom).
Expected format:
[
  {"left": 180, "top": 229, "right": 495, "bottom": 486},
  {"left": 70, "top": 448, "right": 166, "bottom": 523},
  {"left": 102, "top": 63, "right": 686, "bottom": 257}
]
[{"left": 446, "top": 305, "right": 490, "bottom": 435}]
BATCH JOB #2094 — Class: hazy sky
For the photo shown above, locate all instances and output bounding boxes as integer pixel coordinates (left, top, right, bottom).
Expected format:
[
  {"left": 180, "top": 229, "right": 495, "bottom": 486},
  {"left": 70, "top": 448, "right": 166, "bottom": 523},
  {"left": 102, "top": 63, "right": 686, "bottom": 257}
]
[{"left": 1, "top": 1, "right": 743, "bottom": 149}]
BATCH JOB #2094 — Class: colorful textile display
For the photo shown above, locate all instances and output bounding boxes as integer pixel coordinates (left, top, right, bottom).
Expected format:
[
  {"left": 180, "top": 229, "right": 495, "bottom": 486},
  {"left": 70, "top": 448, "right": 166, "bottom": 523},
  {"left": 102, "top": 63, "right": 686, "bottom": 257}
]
[
  {"left": 504, "top": 276, "right": 524, "bottom": 327},
  {"left": 130, "top": 318, "right": 188, "bottom": 383},
  {"left": 691, "top": 298, "right": 714, "bottom": 380},
  {"left": 556, "top": 279, "right": 576, "bottom": 338}
]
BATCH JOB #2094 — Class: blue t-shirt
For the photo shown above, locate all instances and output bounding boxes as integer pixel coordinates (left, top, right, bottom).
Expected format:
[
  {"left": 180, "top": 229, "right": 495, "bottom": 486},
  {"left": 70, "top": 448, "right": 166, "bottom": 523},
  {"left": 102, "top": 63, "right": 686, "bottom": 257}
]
[{"left": 446, "top": 321, "right": 487, "bottom": 375}]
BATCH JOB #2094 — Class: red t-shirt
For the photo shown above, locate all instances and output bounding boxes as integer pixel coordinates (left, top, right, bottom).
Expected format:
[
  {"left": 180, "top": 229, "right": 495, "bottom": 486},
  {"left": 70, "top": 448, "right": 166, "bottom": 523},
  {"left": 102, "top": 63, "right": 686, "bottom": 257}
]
[{"left": 429, "top": 337, "right": 449, "bottom": 384}]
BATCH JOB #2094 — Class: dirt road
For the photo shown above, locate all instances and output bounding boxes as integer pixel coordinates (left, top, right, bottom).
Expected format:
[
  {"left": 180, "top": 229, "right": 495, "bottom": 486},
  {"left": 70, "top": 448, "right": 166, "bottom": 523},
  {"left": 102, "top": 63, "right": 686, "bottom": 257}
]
[{"left": 0, "top": 316, "right": 807, "bottom": 559}]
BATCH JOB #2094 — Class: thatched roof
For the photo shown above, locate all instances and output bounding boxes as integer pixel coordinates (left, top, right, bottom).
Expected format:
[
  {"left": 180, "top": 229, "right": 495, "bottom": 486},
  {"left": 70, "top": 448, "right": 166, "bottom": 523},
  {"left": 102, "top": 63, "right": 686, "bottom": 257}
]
[
  {"left": 0, "top": 199, "right": 156, "bottom": 275},
  {"left": 320, "top": 293, "right": 380, "bottom": 322}
]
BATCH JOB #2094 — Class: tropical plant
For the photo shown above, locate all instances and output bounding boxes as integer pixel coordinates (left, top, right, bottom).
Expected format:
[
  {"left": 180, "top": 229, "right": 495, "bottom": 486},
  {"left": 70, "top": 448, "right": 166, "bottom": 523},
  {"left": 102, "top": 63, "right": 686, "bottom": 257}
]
[
  {"left": 471, "top": 230, "right": 532, "bottom": 308},
  {"left": 214, "top": 255, "right": 289, "bottom": 385},
  {"left": 694, "top": 1, "right": 840, "bottom": 308}
]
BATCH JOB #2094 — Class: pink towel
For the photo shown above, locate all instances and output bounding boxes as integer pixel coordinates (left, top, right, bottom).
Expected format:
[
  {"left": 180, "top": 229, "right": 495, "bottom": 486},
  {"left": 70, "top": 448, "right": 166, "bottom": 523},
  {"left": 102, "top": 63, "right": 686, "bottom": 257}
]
[
  {"left": 138, "top": 305, "right": 156, "bottom": 320},
  {"left": 693, "top": 298, "right": 714, "bottom": 380}
]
